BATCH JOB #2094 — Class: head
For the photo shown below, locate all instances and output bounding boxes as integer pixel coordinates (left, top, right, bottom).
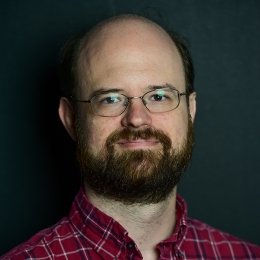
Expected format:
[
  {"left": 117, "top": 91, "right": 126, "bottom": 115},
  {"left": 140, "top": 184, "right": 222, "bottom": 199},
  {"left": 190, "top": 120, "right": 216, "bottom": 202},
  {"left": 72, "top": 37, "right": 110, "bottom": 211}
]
[{"left": 58, "top": 14, "right": 196, "bottom": 204}]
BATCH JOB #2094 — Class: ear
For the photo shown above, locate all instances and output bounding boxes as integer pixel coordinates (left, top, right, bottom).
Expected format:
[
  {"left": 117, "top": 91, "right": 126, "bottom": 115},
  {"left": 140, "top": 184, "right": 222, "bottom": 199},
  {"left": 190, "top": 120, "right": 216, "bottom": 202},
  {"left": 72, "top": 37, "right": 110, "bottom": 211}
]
[
  {"left": 58, "top": 97, "right": 76, "bottom": 141},
  {"left": 188, "top": 92, "right": 196, "bottom": 123}
]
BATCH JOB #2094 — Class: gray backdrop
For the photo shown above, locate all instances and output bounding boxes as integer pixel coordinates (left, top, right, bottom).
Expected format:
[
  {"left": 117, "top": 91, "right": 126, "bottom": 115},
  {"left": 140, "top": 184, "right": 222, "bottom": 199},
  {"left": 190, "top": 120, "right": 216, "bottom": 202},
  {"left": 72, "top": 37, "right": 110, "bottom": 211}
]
[{"left": 1, "top": 0, "right": 259, "bottom": 254}]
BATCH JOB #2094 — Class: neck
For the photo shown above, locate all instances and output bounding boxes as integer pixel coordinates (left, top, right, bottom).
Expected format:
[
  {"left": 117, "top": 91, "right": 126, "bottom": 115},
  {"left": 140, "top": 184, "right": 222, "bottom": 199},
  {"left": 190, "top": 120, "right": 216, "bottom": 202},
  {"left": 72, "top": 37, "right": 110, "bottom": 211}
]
[{"left": 84, "top": 185, "right": 177, "bottom": 259}]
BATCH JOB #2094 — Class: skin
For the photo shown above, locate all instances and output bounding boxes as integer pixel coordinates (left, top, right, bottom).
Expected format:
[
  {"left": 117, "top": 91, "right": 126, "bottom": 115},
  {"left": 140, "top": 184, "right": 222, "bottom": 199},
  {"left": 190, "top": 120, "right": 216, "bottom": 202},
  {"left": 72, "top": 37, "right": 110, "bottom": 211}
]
[{"left": 59, "top": 18, "right": 196, "bottom": 259}]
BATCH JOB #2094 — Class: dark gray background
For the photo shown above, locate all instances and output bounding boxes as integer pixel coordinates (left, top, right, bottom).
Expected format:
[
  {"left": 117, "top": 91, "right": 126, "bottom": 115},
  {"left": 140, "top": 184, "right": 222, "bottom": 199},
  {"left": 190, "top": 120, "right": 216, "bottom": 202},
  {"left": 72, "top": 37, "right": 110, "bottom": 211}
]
[{"left": 1, "top": 0, "right": 259, "bottom": 254}]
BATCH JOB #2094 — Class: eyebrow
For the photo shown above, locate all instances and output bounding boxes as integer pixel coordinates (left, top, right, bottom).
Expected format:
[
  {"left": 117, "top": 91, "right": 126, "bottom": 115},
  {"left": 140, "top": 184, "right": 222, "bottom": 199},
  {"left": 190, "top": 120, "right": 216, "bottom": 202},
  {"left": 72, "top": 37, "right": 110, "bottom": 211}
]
[
  {"left": 89, "top": 83, "right": 176, "bottom": 97},
  {"left": 90, "top": 88, "right": 123, "bottom": 97},
  {"left": 148, "top": 83, "right": 176, "bottom": 91}
]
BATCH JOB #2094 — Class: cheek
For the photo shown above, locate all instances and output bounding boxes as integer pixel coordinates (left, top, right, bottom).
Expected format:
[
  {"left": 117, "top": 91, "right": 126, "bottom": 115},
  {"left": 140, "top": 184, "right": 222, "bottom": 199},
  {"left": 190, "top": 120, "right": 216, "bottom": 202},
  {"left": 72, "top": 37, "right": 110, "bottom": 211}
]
[
  {"left": 83, "top": 117, "right": 119, "bottom": 154},
  {"left": 153, "top": 111, "right": 189, "bottom": 147}
]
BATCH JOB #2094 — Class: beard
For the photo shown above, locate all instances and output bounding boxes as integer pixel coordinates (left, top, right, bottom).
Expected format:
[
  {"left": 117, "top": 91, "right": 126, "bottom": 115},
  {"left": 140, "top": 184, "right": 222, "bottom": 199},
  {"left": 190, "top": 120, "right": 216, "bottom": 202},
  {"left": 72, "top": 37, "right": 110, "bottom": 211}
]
[{"left": 76, "top": 118, "right": 194, "bottom": 205}]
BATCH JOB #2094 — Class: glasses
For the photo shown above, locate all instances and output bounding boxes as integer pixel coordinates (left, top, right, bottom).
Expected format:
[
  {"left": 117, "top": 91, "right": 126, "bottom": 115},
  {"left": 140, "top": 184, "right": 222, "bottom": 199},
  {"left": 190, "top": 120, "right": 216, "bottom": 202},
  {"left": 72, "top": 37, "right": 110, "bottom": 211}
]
[{"left": 72, "top": 87, "right": 187, "bottom": 117}]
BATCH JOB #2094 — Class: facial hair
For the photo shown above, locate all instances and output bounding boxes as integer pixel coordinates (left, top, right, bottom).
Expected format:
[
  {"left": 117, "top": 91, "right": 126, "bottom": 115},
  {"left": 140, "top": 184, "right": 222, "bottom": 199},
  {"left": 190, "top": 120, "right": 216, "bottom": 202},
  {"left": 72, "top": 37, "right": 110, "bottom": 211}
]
[{"left": 76, "top": 119, "right": 194, "bottom": 205}]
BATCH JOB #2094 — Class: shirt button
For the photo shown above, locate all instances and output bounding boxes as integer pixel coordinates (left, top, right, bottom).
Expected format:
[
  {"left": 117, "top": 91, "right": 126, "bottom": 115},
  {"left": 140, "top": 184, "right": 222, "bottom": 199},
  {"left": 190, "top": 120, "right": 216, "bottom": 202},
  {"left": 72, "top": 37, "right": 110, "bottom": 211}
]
[
  {"left": 176, "top": 251, "right": 184, "bottom": 258},
  {"left": 126, "top": 242, "right": 135, "bottom": 250}
]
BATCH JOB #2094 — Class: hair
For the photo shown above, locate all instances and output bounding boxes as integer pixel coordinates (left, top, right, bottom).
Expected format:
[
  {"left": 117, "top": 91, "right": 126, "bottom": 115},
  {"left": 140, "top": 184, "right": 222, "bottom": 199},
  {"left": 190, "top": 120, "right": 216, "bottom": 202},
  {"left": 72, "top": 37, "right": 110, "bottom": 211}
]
[{"left": 59, "top": 14, "right": 195, "bottom": 99}]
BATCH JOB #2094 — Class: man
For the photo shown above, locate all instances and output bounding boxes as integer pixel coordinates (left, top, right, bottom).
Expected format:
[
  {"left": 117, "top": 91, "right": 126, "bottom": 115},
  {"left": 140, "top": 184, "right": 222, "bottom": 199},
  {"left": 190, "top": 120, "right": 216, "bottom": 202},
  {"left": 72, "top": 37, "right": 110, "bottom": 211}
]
[{"left": 2, "top": 14, "right": 260, "bottom": 260}]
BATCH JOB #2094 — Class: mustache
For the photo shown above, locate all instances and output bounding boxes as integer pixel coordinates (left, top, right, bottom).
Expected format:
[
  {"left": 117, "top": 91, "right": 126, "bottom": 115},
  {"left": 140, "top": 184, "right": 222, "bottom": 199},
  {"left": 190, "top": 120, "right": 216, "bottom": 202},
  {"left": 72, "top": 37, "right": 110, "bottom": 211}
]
[{"left": 106, "top": 127, "right": 172, "bottom": 151}]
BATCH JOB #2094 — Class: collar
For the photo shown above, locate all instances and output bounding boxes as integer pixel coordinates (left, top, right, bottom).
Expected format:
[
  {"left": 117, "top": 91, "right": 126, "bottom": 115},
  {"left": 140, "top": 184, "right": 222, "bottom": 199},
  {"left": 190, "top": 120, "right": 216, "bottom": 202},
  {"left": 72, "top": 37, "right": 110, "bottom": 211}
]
[{"left": 69, "top": 188, "right": 188, "bottom": 254}]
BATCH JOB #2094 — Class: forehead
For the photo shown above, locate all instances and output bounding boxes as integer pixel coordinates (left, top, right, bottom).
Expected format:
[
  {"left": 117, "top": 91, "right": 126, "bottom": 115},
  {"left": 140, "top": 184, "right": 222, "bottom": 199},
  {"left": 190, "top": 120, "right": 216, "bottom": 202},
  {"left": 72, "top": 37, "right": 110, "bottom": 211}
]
[{"left": 77, "top": 19, "right": 185, "bottom": 96}]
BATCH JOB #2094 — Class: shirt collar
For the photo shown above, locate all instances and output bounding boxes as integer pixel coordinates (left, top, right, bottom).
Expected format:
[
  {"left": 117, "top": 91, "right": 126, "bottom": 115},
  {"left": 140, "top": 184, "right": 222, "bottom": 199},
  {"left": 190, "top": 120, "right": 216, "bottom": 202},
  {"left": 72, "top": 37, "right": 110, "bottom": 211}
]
[
  {"left": 69, "top": 188, "right": 188, "bottom": 251},
  {"left": 161, "top": 194, "right": 188, "bottom": 244}
]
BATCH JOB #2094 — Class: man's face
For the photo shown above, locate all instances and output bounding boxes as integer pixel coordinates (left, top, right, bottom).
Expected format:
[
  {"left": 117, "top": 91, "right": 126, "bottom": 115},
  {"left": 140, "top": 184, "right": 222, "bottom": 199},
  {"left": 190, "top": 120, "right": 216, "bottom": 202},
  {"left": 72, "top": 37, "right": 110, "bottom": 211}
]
[{"left": 65, "top": 20, "right": 196, "bottom": 203}]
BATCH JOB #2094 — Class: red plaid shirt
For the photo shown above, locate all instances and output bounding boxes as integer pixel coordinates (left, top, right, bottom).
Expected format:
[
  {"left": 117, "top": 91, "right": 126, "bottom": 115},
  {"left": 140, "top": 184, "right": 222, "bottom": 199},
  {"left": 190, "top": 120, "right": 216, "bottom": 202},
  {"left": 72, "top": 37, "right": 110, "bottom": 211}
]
[{"left": 2, "top": 188, "right": 260, "bottom": 259}]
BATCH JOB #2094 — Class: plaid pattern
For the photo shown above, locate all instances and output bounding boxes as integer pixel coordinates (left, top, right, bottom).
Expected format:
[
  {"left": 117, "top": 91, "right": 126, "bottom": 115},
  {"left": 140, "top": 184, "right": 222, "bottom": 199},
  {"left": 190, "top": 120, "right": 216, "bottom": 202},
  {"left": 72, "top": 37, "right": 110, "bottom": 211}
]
[{"left": 2, "top": 188, "right": 260, "bottom": 260}]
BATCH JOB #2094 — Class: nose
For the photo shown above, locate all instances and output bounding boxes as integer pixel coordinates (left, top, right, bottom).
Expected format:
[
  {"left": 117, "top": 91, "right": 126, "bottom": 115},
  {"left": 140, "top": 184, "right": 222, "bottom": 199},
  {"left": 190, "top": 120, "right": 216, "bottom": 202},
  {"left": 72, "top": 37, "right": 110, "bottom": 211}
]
[{"left": 121, "top": 98, "right": 152, "bottom": 128}]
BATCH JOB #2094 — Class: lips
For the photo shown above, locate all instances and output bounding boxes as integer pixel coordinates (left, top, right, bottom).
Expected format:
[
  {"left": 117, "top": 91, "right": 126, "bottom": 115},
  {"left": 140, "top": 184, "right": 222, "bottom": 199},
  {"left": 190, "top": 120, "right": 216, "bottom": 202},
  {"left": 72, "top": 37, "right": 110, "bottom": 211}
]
[
  {"left": 116, "top": 138, "right": 160, "bottom": 148},
  {"left": 106, "top": 127, "right": 172, "bottom": 151}
]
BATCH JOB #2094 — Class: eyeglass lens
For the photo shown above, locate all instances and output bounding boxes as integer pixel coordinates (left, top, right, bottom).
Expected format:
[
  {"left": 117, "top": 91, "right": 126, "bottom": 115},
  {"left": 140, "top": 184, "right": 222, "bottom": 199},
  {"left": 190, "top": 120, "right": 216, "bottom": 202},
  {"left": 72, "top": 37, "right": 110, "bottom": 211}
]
[{"left": 90, "top": 88, "right": 181, "bottom": 116}]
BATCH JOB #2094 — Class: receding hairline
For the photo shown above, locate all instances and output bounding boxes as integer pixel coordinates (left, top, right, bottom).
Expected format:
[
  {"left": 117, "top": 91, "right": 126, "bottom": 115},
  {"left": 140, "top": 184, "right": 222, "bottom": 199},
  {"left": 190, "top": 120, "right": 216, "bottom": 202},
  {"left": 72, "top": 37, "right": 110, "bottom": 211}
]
[
  {"left": 77, "top": 14, "right": 177, "bottom": 68},
  {"left": 81, "top": 14, "right": 172, "bottom": 48},
  {"left": 60, "top": 14, "right": 194, "bottom": 98},
  {"left": 75, "top": 14, "right": 182, "bottom": 93}
]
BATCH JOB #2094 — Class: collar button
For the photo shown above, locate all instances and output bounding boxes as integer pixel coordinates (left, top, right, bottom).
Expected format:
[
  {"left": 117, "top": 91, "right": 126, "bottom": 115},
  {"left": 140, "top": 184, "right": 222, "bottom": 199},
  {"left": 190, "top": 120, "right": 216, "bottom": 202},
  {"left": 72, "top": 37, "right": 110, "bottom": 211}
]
[
  {"left": 176, "top": 251, "right": 184, "bottom": 258},
  {"left": 126, "top": 242, "right": 135, "bottom": 250}
]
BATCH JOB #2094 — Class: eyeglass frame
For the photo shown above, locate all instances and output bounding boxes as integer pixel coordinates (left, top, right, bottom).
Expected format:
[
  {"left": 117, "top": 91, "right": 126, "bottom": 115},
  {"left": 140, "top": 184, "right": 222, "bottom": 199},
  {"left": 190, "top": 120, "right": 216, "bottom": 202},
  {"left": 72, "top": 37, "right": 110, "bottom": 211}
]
[{"left": 70, "top": 86, "right": 188, "bottom": 117}]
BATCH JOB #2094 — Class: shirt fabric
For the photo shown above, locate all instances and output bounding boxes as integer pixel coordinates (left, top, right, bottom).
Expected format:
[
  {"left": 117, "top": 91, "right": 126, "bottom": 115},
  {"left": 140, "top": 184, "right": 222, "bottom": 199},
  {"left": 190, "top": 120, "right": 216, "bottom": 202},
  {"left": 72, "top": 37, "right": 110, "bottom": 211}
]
[{"left": 2, "top": 188, "right": 260, "bottom": 260}]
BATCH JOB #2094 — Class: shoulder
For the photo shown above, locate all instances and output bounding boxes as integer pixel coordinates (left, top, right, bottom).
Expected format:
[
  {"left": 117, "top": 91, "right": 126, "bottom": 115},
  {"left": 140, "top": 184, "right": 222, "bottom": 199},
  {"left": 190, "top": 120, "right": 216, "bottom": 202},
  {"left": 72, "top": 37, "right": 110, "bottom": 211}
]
[
  {"left": 183, "top": 217, "right": 260, "bottom": 259},
  {"left": 1, "top": 217, "right": 78, "bottom": 260}
]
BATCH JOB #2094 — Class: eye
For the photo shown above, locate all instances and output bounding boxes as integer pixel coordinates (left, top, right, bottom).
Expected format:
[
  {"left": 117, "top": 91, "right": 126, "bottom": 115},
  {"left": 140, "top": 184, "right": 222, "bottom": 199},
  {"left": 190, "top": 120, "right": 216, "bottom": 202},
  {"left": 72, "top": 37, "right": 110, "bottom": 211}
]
[
  {"left": 102, "top": 96, "right": 119, "bottom": 104},
  {"left": 149, "top": 90, "right": 169, "bottom": 102},
  {"left": 151, "top": 93, "right": 166, "bottom": 101},
  {"left": 95, "top": 93, "right": 123, "bottom": 105}
]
